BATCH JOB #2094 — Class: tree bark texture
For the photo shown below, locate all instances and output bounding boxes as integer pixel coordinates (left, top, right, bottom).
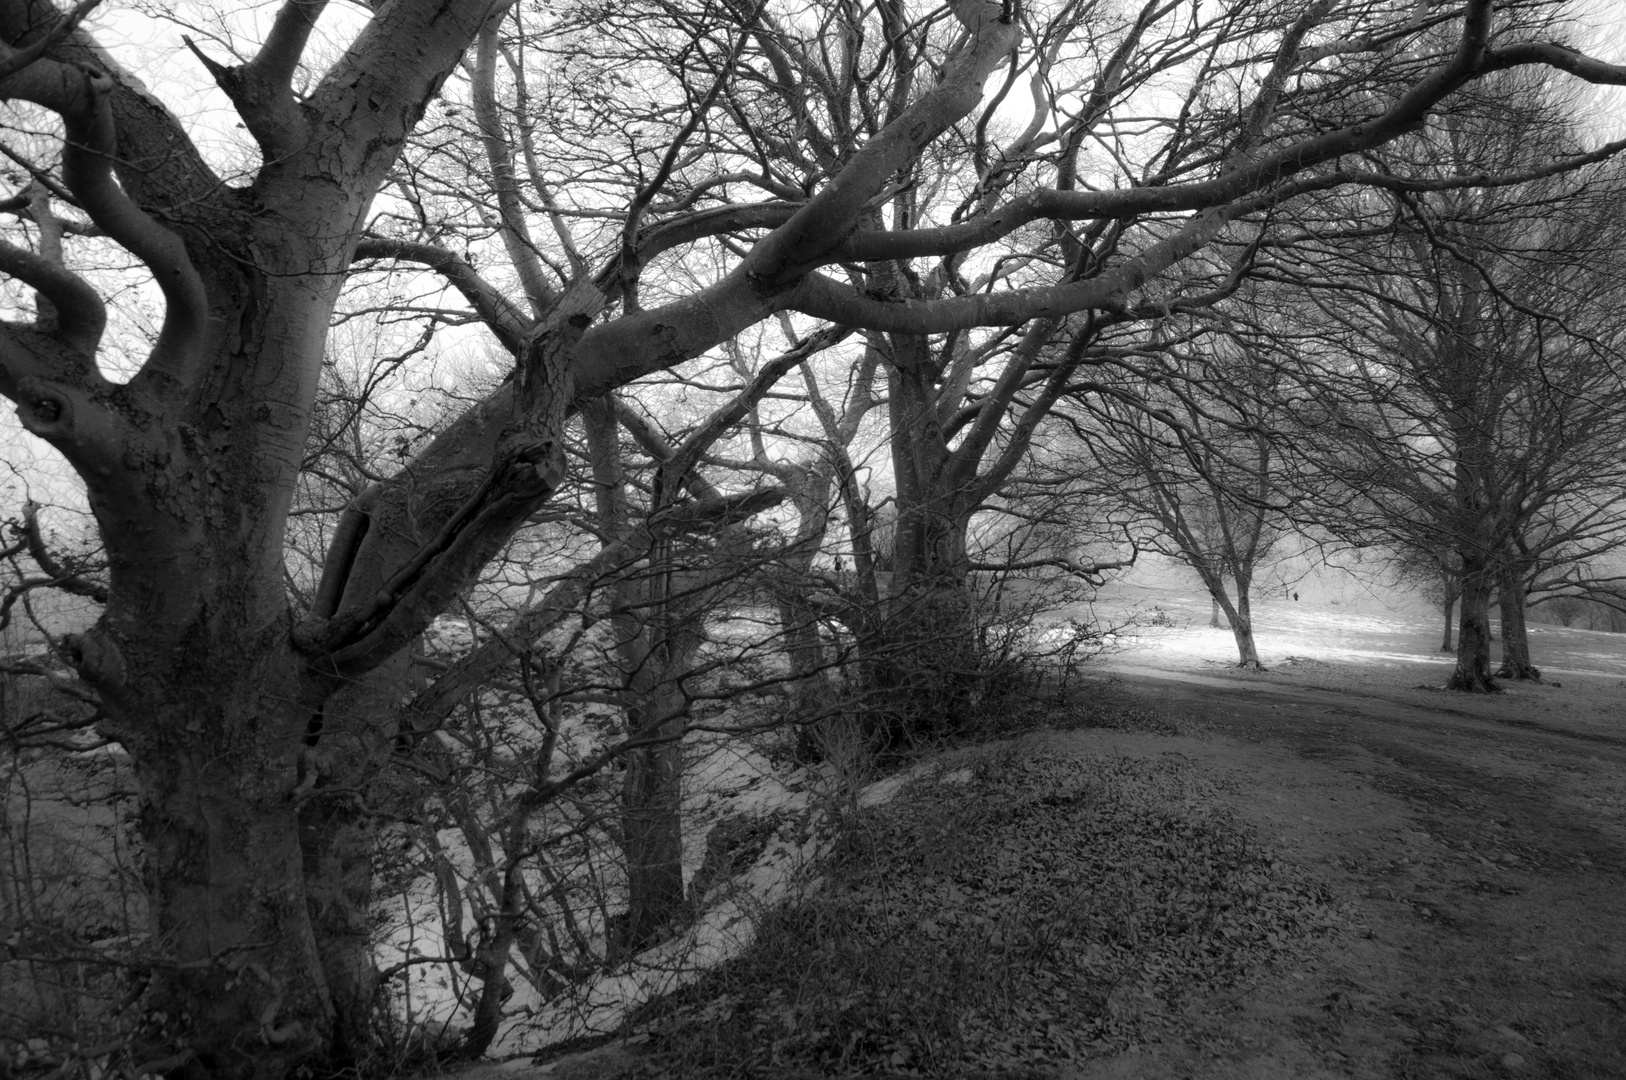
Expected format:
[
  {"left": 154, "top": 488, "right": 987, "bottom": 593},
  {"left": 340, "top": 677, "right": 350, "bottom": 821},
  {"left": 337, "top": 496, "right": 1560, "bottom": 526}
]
[
  {"left": 1200, "top": 571, "right": 1262, "bottom": 669},
  {"left": 872, "top": 440, "right": 981, "bottom": 748},
  {"left": 777, "top": 591, "right": 833, "bottom": 716},
  {"left": 1228, "top": 576, "right": 1263, "bottom": 670},
  {"left": 607, "top": 547, "right": 701, "bottom": 953},
  {"left": 102, "top": 630, "right": 331, "bottom": 1079},
  {"left": 296, "top": 657, "right": 414, "bottom": 1071},
  {"left": 1495, "top": 562, "right": 1540, "bottom": 680},
  {"left": 617, "top": 672, "right": 691, "bottom": 952},
  {"left": 1448, "top": 552, "right": 1500, "bottom": 692},
  {"left": 865, "top": 331, "right": 988, "bottom": 745}
]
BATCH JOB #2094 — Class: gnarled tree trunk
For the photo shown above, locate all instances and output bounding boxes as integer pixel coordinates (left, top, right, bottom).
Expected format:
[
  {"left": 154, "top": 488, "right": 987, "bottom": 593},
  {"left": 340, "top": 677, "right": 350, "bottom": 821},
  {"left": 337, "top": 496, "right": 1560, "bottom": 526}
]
[
  {"left": 0, "top": 4, "right": 508, "bottom": 1071},
  {"left": 80, "top": 592, "right": 333, "bottom": 1078}
]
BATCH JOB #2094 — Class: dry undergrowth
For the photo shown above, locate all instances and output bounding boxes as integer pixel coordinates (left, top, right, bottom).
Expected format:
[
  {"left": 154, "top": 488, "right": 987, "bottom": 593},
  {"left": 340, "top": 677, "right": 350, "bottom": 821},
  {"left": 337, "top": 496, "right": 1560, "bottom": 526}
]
[{"left": 625, "top": 739, "right": 1348, "bottom": 1078}]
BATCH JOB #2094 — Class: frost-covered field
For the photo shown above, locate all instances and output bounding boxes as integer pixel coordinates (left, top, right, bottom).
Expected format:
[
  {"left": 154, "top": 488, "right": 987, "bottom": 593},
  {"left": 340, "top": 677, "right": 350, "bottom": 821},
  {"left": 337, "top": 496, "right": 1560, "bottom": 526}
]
[{"left": 1082, "top": 580, "right": 1626, "bottom": 680}]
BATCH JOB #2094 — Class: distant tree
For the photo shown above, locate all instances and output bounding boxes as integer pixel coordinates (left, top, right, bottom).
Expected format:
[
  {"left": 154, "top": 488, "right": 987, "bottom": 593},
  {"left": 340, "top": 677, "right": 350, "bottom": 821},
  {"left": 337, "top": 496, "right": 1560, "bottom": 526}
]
[
  {"left": 1080, "top": 325, "right": 1286, "bottom": 669},
  {"left": 1257, "top": 82, "right": 1626, "bottom": 690},
  {"left": 1534, "top": 592, "right": 1583, "bottom": 627},
  {"left": 1391, "top": 541, "right": 1463, "bottom": 651}
]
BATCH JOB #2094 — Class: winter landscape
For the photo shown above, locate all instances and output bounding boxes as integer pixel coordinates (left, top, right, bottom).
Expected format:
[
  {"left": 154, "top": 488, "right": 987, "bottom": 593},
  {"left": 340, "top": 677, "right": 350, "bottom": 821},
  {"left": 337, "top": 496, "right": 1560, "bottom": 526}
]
[{"left": 3, "top": 1, "right": 1626, "bottom": 1079}]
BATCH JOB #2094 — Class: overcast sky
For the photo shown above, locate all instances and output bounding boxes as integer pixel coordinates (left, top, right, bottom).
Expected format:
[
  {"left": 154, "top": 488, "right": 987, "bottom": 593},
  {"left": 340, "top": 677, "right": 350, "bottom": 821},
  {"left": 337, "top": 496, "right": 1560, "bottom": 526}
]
[{"left": 6, "top": 0, "right": 1626, "bottom": 523}]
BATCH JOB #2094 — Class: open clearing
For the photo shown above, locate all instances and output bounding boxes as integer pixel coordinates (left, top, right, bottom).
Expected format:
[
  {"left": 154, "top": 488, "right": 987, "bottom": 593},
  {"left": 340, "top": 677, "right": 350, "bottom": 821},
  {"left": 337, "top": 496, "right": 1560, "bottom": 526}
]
[{"left": 476, "top": 588, "right": 1625, "bottom": 1079}]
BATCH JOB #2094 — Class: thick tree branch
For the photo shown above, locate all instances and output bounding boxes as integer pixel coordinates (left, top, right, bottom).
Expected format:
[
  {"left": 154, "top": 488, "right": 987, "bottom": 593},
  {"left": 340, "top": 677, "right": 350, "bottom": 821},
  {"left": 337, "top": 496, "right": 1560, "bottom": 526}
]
[
  {"left": 0, "top": 55, "right": 209, "bottom": 383},
  {"left": 595, "top": 201, "right": 798, "bottom": 301},
  {"left": 0, "top": 234, "right": 104, "bottom": 354},
  {"left": 251, "top": 0, "right": 329, "bottom": 89},
  {"left": 1484, "top": 41, "right": 1626, "bottom": 85},
  {"left": 785, "top": 202, "right": 1242, "bottom": 332},
  {"left": 302, "top": 285, "right": 599, "bottom": 677},
  {"left": 13, "top": 3, "right": 226, "bottom": 212},
  {"left": 0, "top": 0, "right": 97, "bottom": 82},
  {"left": 193, "top": 0, "right": 329, "bottom": 159},
  {"left": 740, "top": 0, "right": 1019, "bottom": 286},
  {"left": 304, "top": 0, "right": 504, "bottom": 198}
]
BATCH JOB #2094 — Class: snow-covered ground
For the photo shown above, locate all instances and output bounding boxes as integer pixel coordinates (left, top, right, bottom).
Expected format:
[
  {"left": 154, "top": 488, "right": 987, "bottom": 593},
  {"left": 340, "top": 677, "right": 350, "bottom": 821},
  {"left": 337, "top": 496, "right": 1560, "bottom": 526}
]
[
  {"left": 387, "top": 578, "right": 1626, "bottom": 1057},
  {"left": 1083, "top": 581, "right": 1626, "bottom": 681},
  {"left": 490, "top": 748, "right": 969, "bottom": 1055}
]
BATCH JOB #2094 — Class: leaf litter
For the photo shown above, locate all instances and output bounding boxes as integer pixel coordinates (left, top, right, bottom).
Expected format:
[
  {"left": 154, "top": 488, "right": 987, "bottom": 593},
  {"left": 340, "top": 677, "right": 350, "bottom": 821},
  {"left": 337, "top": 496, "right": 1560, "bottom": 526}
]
[{"left": 631, "top": 749, "right": 1350, "bottom": 1077}]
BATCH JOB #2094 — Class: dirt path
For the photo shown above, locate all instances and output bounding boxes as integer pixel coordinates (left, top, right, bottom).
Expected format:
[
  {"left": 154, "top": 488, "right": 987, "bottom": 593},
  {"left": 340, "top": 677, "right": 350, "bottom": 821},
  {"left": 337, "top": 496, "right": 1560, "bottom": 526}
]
[{"left": 1044, "top": 662, "right": 1626, "bottom": 1080}]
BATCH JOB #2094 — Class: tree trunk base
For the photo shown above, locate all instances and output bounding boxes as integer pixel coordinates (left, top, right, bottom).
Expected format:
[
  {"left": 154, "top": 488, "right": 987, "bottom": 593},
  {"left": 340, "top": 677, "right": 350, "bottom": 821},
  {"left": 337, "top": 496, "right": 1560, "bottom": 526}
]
[
  {"left": 1445, "top": 671, "right": 1501, "bottom": 693},
  {"left": 1494, "top": 661, "right": 1542, "bottom": 681}
]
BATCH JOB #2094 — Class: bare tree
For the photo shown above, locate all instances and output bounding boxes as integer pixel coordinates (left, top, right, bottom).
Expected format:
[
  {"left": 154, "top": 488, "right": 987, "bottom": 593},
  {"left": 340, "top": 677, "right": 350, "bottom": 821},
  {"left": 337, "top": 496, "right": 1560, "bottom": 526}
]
[
  {"left": 1077, "top": 321, "right": 1286, "bottom": 669},
  {"left": 1261, "top": 83, "right": 1626, "bottom": 690},
  {"left": 1392, "top": 541, "right": 1464, "bottom": 652},
  {"left": 6, "top": 0, "right": 1626, "bottom": 1072}
]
